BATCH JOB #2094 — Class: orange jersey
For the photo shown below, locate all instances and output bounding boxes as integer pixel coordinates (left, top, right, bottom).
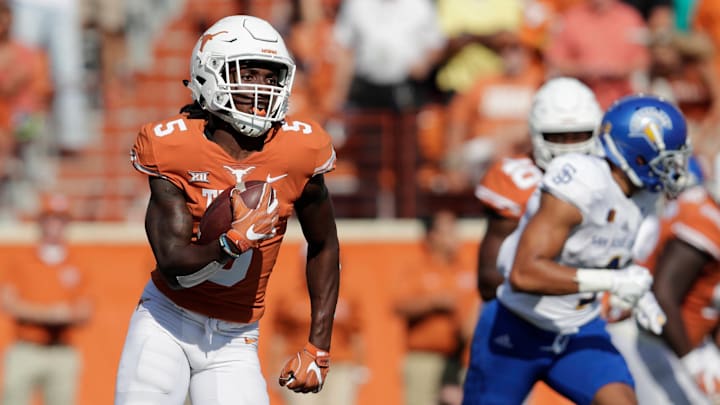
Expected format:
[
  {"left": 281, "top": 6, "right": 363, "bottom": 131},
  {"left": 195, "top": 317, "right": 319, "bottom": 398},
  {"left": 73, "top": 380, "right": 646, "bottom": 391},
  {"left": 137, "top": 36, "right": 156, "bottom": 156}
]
[
  {"left": 475, "top": 155, "right": 543, "bottom": 220},
  {"left": 131, "top": 114, "right": 336, "bottom": 323},
  {"left": 641, "top": 187, "right": 720, "bottom": 347},
  {"left": 3, "top": 246, "right": 89, "bottom": 345}
]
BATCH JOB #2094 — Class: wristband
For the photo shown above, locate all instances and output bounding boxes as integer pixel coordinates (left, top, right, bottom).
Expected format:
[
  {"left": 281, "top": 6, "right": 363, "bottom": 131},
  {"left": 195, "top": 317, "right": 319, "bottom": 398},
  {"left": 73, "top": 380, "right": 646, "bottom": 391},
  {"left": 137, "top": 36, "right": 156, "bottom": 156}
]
[
  {"left": 305, "top": 342, "right": 330, "bottom": 367},
  {"left": 575, "top": 269, "right": 614, "bottom": 292},
  {"left": 219, "top": 233, "right": 241, "bottom": 258}
]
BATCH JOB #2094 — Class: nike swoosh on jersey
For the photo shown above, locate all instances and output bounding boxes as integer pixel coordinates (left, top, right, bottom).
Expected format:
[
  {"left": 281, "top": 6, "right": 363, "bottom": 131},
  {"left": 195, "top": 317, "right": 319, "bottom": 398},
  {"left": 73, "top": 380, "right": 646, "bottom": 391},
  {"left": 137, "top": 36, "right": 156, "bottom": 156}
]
[
  {"left": 246, "top": 224, "right": 268, "bottom": 240},
  {"left": 266, "top": 173, "right": 288, "bottom": 183}
]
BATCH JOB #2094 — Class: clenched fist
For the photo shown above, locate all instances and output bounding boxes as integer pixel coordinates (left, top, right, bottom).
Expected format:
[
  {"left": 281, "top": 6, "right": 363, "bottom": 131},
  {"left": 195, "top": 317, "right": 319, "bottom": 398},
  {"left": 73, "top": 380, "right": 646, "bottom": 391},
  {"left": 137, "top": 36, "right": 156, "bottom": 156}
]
[{"left": 278, "top": 343, "right": 330, "bottom": 393}]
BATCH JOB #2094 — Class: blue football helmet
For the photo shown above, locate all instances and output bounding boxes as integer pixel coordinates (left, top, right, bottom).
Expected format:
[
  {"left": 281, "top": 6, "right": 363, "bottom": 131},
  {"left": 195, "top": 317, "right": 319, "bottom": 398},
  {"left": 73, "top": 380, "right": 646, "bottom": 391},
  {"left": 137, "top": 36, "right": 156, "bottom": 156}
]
[
  {"left": 687, "top": 154, "right": 704, "bottom": 187},
  {"left": 599, "top": 94, "right": 690, "bottom": 197}
]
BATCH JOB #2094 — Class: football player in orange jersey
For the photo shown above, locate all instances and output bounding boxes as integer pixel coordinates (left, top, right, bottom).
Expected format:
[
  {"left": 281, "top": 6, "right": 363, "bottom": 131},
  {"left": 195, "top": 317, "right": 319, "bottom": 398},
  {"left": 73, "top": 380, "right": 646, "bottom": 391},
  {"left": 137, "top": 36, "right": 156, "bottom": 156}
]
[
  {"left": 475, "top": 76, "right": 603, "bottom": 302},
  {"left": 114, "top": 15, "right": 340, "bottom": 405},
  {"left": 618, "top": 153, "right": 720, "bottom": 405}
]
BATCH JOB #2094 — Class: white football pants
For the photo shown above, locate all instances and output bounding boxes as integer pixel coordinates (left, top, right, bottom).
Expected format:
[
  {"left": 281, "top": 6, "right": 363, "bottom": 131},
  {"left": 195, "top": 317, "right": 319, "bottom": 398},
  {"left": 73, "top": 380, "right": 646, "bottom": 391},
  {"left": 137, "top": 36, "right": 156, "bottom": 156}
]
[{"left": 114, "top": 281, "right": 269, "bottom": 405}]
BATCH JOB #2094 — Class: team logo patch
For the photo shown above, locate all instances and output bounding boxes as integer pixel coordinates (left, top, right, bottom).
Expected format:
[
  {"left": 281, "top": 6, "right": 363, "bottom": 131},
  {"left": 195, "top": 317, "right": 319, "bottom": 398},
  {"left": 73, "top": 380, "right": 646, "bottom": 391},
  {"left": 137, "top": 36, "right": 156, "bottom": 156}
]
[
  {"left": 188, "top": 171, "right": 210, "bottom": 183},
  {"left": 628, "top": 107, "right": 672, "bottom": 150},
  {"left": 224, "top": 165, "right": 255, "bottom": 184}
]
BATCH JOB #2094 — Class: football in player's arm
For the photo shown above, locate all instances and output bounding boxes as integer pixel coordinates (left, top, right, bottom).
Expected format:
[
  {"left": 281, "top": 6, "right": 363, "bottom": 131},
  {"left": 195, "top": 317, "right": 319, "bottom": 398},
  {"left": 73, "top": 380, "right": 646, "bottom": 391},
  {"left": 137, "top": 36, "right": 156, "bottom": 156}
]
[
  {"left": 475, "top": 77, "right": 602, "bottom": 302},
  {"left": 462, "top": 95, "right": 690, "bottom": 405},
  {"left": 114, "top": 15, "right": 340, "bottom": 405}
]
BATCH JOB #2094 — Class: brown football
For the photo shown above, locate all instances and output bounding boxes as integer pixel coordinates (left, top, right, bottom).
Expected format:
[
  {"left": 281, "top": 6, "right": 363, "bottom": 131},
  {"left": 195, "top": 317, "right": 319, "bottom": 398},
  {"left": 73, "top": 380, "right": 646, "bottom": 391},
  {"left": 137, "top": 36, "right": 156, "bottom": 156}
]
[{"left": 197, "top": 180, "right": 266, "bottom": 244}]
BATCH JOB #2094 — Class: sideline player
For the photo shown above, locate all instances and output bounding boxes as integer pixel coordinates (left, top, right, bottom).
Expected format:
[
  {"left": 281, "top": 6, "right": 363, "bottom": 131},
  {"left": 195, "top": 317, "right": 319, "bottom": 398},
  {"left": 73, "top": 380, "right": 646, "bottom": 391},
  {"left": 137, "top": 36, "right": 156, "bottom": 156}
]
[
  {"left": 475, "top": 76, "right": 603, "bottom": 302},
  {"left": 462, "top": 94, "right": 690, "bottom": 405},
  {"left": 114, "top": 15, "right": 340, "bottom": 405}
]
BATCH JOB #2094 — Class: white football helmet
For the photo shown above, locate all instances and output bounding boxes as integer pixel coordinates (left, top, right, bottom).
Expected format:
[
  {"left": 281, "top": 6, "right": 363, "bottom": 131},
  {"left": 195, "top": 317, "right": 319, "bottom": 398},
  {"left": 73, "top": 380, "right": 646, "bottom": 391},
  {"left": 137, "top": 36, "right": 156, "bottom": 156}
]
[
  {"left": 187, "top": 15, "right": 296, "bottom": 137},
  {"left": 528, "top": 77, "right": 603, "bottom": 169}
]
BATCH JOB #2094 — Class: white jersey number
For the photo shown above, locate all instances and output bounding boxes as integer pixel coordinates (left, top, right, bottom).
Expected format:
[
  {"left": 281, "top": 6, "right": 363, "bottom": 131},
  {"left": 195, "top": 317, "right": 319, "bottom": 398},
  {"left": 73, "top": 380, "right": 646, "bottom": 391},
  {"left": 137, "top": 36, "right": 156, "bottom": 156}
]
[
  {"left": 208, "top": 251, "right": 253, "bottom": 286},
  {"left": 502, "top": 158, "right": 542, "bottom": 190},
  {"left": 153, "top": 119, "right": 188, "bottom": 137},
  {"left": 283, "top": 120, "right": 312, "bottom": 134}
]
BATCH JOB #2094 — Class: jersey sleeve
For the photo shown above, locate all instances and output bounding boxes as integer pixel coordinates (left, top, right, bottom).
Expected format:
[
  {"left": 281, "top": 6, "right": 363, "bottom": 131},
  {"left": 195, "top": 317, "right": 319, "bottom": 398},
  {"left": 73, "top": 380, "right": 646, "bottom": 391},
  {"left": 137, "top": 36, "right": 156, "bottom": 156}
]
[
  {"left": 670, "top": 190, "right": 720, "bottom": 260},
  {"left": 282, "top": 117, "right": 337, "bottom": 177},
  {"left": 312, "top": 136, "right": 336, "bottom": 176},
  {"left": 475, "top": 157, "right": 542, "bottom": 220},
  {"left": 539, "top": 154, "right": 612, "bottom": 225},
  {"left": 131, "top": 124, "right": 164, "bottom": 178},
  {"left": 130, "top": 116, "right": 204, "bottom": 192}
]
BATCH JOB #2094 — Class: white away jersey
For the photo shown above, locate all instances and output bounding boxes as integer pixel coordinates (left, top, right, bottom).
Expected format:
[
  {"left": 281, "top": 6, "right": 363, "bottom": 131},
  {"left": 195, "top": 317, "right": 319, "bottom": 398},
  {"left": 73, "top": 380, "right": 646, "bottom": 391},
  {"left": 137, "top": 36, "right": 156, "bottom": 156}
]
[{"left": 497, "top": 154, "right": 645, "bottom": 333}]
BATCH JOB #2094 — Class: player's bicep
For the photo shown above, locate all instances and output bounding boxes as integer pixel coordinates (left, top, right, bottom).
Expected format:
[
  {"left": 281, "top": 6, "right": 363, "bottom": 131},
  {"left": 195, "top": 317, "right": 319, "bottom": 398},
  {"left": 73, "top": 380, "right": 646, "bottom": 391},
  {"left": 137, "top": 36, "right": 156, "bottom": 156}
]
[
  {"left": 295, "top": 175, "right": 338, "bottom": 254},
  {"left": 514, "top": 191, "right": 583, "bottom": 271},
  {"left": 145, "top": 177, "right": 194, "bottom": 265},
  {"left": 653, "top": 238, "right": 710, "bottom": 303}
]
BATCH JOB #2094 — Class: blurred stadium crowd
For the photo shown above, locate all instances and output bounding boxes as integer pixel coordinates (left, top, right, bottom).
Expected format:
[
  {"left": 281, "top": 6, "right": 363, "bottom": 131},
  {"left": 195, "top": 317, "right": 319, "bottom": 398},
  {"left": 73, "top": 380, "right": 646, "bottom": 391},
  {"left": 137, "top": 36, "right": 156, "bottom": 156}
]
[{"left": 3, "top": 0, "right": 720, "bottom": 222}]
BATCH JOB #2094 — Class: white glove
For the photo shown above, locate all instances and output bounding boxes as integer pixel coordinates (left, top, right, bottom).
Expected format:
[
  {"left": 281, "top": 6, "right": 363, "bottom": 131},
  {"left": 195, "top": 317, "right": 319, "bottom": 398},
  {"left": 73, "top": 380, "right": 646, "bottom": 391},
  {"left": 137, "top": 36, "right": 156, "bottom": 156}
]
[
  {"left": 611, "top": 265, "right": 653, "bottom": 307},
  {"left": 682, "top": 341, "right": 720, "bottom": 396},
  {"left": 633, "top": 291, "right": 666, "bottom": 335},
  {"left": 576, "top": 265, "right": 652, "bottom": 307},
  {"left": 605, "top": 293, "right": 633, "bottom": 323}
]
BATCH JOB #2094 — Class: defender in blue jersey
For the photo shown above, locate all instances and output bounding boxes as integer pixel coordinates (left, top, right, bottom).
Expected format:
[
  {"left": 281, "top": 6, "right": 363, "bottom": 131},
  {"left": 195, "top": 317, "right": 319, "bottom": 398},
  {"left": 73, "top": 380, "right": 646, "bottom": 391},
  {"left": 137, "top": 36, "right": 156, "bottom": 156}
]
[{"left": 462, "top": 95, "right": 691, "bottom": 405}]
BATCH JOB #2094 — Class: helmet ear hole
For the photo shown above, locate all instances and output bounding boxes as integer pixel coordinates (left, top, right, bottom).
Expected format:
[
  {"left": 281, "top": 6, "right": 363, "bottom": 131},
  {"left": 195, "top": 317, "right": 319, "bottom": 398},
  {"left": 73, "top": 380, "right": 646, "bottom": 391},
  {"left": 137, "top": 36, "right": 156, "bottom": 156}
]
[{"left": 214, "top": 93, "right": 230, "bottom": 109}]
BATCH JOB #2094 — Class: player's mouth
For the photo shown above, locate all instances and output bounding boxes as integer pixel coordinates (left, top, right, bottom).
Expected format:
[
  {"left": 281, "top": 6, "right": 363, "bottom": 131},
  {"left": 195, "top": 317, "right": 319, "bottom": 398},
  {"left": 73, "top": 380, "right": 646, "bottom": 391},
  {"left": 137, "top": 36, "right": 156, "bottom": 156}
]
[{"left": 233, "top": 96, "right": 269, "bottom": 115}]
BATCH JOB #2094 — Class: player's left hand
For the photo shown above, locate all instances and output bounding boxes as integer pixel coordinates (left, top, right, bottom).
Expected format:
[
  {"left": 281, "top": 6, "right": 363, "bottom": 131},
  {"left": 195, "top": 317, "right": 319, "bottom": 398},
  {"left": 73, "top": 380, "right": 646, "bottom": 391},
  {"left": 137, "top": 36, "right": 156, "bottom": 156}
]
[
  {"left": 633, "top": 291, "right": 666, "bottom": 335},
  {"left": 682, "top": 342, "right": 720, "bottom": 395},
  {"left": 278, "top": 342, "right": 330, "bottom": 393}
]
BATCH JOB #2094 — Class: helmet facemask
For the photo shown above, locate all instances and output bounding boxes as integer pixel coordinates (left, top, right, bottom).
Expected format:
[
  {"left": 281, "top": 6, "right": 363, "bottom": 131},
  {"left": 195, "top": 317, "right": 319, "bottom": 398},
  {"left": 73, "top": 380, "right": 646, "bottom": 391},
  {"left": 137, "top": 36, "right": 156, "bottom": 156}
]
[
  {"left": 602, "top": 131, "right": 690, "bottom": 198},
  {"left": 532, "top": 131, "right": 600, "bottom": 170},
  {"left": 647, "top": 147, "right": 690, "bottom": 198},
  {"left": 202, "top": 56, "right": 295, "bottom": 137}
]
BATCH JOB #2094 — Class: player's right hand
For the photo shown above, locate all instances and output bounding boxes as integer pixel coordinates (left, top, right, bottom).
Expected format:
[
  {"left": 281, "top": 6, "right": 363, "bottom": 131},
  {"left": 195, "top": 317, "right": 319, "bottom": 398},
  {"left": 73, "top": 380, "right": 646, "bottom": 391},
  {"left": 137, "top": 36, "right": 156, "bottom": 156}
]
[
  {"left": 609, "top": 264, "right": 653, "bottom": 308},
  {"left": 224, "top": 183, "right": 279, "bottom": 253}
]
